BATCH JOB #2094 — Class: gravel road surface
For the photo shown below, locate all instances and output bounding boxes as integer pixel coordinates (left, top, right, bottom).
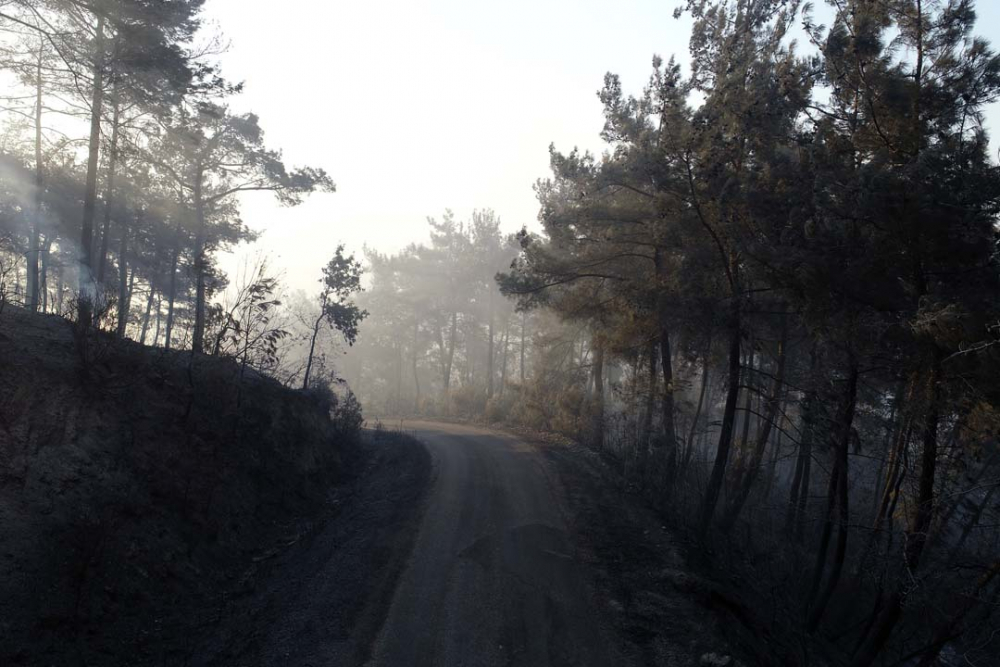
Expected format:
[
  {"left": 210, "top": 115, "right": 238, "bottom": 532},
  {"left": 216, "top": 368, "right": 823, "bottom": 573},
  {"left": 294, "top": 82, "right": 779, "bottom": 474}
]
[{"left": 368, "top": 420, "right": 617, "bottom": 667}]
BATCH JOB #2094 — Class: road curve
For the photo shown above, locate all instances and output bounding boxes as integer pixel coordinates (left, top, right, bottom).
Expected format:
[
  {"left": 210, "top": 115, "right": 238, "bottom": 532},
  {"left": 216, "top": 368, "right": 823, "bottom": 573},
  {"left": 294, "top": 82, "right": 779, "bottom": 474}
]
[{"left": 367, "top": 420, "right": 616, "bottom": 667}]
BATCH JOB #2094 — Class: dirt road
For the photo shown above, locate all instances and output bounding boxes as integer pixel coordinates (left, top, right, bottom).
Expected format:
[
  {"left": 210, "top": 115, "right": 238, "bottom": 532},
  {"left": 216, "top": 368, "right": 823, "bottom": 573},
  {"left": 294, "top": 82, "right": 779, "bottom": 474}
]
[
  {"left": 368, "top": 420, "right": 618, "bottom": 667},
  {"left": 214, "top": 420, "right": 742, "bottom": 667}
]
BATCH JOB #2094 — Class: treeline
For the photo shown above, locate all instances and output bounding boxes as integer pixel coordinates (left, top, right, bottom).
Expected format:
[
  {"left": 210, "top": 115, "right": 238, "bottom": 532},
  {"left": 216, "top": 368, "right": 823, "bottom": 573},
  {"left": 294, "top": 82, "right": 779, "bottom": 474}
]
[
  {"left": 351, "top": 1, "right": 1000, "bottom": 665},
  {"left": 342, "top": 208, "right": 602, "bottom": 432},
  {"left": 341, "top": 209, "right": 529, "bottom": 416},
  {"left": 0, "top": 0, "right": 332, "bottom": 354}
]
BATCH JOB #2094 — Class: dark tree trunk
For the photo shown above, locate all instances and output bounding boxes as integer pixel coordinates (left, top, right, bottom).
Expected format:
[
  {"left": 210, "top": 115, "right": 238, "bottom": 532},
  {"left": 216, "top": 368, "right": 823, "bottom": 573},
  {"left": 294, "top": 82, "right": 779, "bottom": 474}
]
[
  {"left": 26, "top": 40, "right": 44, "bottom": 312},
  {"left": 520, "top": 310, "right": 526, "bottom": 384},
  {"left": 434, "top": 321, "right": 446, "bottom": 394},
  {"left": 96, "top": 88, "right": 121, "bottom": 285},
  {"left": 682, "top": 338, "right": 712, "bottom": 477},
  {"left": 126, "top": 263, "right": 136, "bottom": 317},
  {"left": 806, "top": 358, "right": 859, "bottom": 631},
  {"left": 164, "top": 241, "right": 180, "bottom": 350},
  {"left": 872, "top": 380, "right": 918, "bottom": 536},
  {"left": 303, "top": 301, "right": 326, "bottom": 390},
  {"left": 116, "top": 217, "right": 129, "bottom": 338},
  {"left": 722, "top": 317, "right": 788, "bottom": 529},
  {"left": 659, "top": 329, "right": 678, "bottom": 488},
  {"left": 850, "top": 348, "right": 942, "bottom": 667},
  {"left": 152, "top": 294, "right": 162, "bottom": 346},
  {"left": 638, "top": 341, "right": 658, "bottom": 479},
  {"left": 56, "top": 263, "right": 65, "bottom": 314},
  {"left": 191, "top": 169, "right": 207, "bottom": 353},
  {"left": 396, "top": 343, "right": 403, "bottom": 412},
  {"left": 787, "top": 345, "right": 818, "bottom": 540},
  {"left": 763, "top": 399, "right": 785, "bottom": 501},
  {"left": 736, "top": 341, "right": 754, "bottom": 477},
  {"left": 591, "top": 337, "right": 605, "bottom": 449},
  {"left": 906, "top": 347, "right": 942, "bottom": 568},
  {"left": 78, "top": 14, "right": 106, "bottom": 324},
  {"left": 487, "top": 290, "right": 495, "bottom": 399},
  {"left": 139, "top": 285, "right": 155, "bottom": 345},
  {"left": 499, "top": 320, "right": 510, "bottom": 398},
  {"left": 654, "top": 248, "right": 679, "bottom": 486},
  {"left": 40, "top": 236, "right": 51, "bottom": 312},
  {"left": 872, "top": 384, "right": 904, "bottom": 520},
  {"left": 699, "top": 312, "right": 742, "bottom": 538},
  {"left": 444, "top": 311, "right": 457, "bottom": 394},
  {"left": 412, "top": 318, "right": 421, "bottom": 411}
]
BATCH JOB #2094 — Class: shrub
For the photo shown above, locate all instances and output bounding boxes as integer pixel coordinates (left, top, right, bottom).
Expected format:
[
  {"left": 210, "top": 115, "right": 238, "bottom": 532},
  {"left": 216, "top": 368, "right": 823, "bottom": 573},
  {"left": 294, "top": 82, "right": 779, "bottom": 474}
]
[
  {"left": 331, "top": 390, "right": 364, "bottom": 440},
  {"left": 449, "top": 385, "right": 487, "bottom": 417},
  {"left": 484, "top": 388, "right": 517, "bottom": 423},
  {"left": 303, "top": 380, "right": 364, "bottom": 441}
]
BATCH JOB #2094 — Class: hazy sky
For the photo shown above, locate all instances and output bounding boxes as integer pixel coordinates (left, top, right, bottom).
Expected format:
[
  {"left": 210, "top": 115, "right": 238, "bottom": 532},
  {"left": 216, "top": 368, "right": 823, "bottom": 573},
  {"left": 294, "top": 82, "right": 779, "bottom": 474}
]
[{"left": 204, "top": 0, "right": 1000, "bottom": 295}]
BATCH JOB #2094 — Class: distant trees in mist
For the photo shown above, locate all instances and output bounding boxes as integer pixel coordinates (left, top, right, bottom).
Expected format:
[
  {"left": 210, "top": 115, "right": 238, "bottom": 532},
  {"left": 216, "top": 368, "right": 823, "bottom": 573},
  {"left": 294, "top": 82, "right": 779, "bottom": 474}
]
[{"left": 340, "top": 209, "right": 525, "bottom": 416}]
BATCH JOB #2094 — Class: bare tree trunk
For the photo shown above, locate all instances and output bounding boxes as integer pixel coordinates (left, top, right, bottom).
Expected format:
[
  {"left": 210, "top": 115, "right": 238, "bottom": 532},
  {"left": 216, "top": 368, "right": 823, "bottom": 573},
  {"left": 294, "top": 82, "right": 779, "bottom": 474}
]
[
  {"left": 139, "top": 284, "right": 155, "bottom": 344},
  {"left": 591, "top": 337, "right": 605, "bottom": 449},
  {"left": 659, "top": 328, "right": 678, "bottom": 488},
  {"left": 520, "top": 310, "right": 526, "bottom": 384},
  {"left": 728, "top": 345, "right": 755, "bottom": 496},
  {"left": 499, "top": 319, "right": 511, "bottom": 398},
  {"left": 487, "top": 290, "right": 495, "bottom": 399},
  {"left": 699, "top": 312, "right": 742, "bottom": 538},
  {"left": 14, "top": 260, "right": 22, "bottom": 302},
  {"left": 116, "top": 216, "right": 129, "bottom": 338},
  {"left": 638, "top": 342, "right": 657, "bottom": 480},
  {"left": 396, "top": 343, "right": 403, "bottom": 413},
  {"left": 412, "top": 317, "right": 421, "bottom": 411},
  {"left": 906, "top": 346, "right": 942, "bottom": 570},
  {"left": 96, "top": 87, "right": 121, "bottom": 285},
  {"left": 153, "top": 293, "right": 162, "bottom": 346},
  {"left": 164, "top": 243, "right": 179, "bottom": 350},
  {"left": 126, "top": 265, "right": 135, "bottom": 315},
  {"left": 78, "top": 14, "right": 106, "bottom": 325},
  {"left": 26, "top": 40, "right": 44, "bottom": 313},
  {"left": 56, "top": 262, "right": 64, "bottom": 315},
  {"left": 444, "top": 311, "right": 457, "bottom": 394},
  {"left": 682, "top": 338, "right": 712, "bottom": 477},
  {"left": 654, "top": 248, "right": 679, "bottom": 486},
  {"left": 434, "top": 320, "right": 447, "bottom": 396},
  {"left": 191, "top": 168, "right": 207, "bottom": 353},
  {"left": 40, "top": 236, "right": 51, "bottom": 312},
  {"left": 303, "top": 296, "right": 326, "bottom": 390}
]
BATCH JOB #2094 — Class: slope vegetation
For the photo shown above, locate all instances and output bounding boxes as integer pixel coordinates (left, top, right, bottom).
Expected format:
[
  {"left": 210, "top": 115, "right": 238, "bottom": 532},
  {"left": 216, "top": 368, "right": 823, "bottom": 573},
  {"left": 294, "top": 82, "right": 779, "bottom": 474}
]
[{"left": 0, "top": 307, "right": 373, "bottom": 664}]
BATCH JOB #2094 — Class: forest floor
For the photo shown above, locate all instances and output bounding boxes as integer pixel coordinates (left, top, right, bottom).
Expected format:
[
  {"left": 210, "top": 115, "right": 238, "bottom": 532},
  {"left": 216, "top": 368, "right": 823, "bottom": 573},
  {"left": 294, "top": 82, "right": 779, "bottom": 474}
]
[{"left": 534, "top": 434, "right": 765, "bottom": 666}]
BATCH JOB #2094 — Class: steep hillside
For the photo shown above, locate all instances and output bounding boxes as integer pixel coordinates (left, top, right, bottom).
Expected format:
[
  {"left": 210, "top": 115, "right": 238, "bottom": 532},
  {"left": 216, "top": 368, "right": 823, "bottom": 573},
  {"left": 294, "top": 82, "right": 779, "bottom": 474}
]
[{"left": 0, "top": 307, "right": 359, "bottom": 664}]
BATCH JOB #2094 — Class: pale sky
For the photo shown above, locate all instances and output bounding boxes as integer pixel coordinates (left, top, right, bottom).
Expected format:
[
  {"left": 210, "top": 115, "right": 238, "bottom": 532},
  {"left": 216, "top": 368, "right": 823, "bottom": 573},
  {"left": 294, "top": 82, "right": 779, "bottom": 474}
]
[{"left": 204, "top": 0, "right": 1000, "bottom": 295}]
